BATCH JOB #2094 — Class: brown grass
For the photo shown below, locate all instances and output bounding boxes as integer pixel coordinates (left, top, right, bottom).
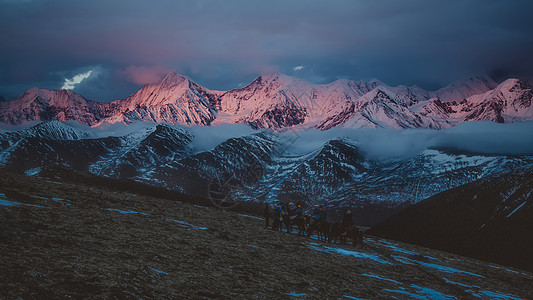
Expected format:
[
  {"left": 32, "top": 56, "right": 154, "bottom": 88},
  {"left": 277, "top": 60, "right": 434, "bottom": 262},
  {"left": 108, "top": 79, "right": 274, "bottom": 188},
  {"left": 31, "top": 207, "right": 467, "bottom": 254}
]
[{"left": 1, "top": 171, "right": 531, "bottom": 299}]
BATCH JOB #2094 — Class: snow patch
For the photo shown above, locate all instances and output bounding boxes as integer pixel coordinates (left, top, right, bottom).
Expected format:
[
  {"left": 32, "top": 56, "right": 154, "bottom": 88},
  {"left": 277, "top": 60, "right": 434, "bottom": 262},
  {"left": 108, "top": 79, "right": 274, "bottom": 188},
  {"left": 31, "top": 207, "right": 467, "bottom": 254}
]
[
  {"left": 385, "top": 285, "right": 456, "bottom": 300},
  {"left": 150, "top": 267, "right": 168, "bottom": 276},
  {"left": 376, "top": 241, "right": 417, "bottom": 255},
  {"left": 308, "top": 243, "right": 391, "bottom": 265},
  {"left": 488, "top": 265, "right": 529, "bottom": 276},
  {"left": 410, "top": 285, "right": 456, "bottom": 300},
  {"left": 384, "top": 288, "right": 427, "bottom": 299},
  {"left": 392, "top": 255, "right": 483, "bottom": 277},
  {"left": 287, "top": 292, "right": 307, "bottom": 297},
  {"left": 51, "top": 197, "right": 71, "bottom": 205},
  {"left": 506, "top": 201, "right": 526, "bottom": 218},
  {"left": 238, "top": 214, "right": 263, "bottom": 221},
  {"left": 443, "top": 277, "right": 523, "bottom": 299},
  {"left": 362, "top": 273, "right": 401, "bottom": 284},
  {"left": 469, "top": 290, "right": 523, "bottom": 300},
  {"left": 0, "top": 198, "right": 49, "bottom": 209},
  {"left": 25, "top": 167, "right": 41, "bottom": 176},
  {"left": 166, "top": 219, "right": 208, "bottom": 230},
  {"left": 106, "top": 208, "right": 148, "bottom": 215}
]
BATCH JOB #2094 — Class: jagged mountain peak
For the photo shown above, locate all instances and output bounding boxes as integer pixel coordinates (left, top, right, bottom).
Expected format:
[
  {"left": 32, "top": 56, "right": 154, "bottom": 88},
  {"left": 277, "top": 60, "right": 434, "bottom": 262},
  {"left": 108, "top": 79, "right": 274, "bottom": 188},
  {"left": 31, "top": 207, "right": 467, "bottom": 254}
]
[
  {"left": 158, "top": 71, "right": 192, "bottom": 89},
  {"left": 255, "top": 72, "right": 292, "bottom": 83},
  {"left": 369, "top": 78, "right": 386, "bottom": 86},
  {"left": 0, "top": 87, "right": 107, "bottom": 126},
  {"left": 467, "top": 77, "right": 530, "bottom": 105},
  {"left": 434, "top": 75, "right": 498, "bottom": 102},
  {"left": 17, "top": 87, "right": 88, "bottom": 104},
  {"left": 496, "top": 78, "right": 529, "bottom": 91},
  {"left": 243, "top": 72, "right": 306, "bottom": 91}
]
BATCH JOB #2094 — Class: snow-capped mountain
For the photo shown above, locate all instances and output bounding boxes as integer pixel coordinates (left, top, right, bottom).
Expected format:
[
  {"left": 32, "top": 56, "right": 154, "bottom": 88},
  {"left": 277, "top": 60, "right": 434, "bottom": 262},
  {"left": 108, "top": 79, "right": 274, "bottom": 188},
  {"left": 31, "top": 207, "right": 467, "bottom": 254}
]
[
  {"left": 1, "top": 72, "right": 531, "bottom": 130},
  {"left": 414, "top": 78, "right": 533, "bottom": 125},
  {"left": 97, "top": 72, "right": 218, "bottom": 126},
  {"left": 0, "top": 87, "right": 109, "bottom": 125},
  {"left": 431, "top": 76, "right": 498, "bottom": 103}
]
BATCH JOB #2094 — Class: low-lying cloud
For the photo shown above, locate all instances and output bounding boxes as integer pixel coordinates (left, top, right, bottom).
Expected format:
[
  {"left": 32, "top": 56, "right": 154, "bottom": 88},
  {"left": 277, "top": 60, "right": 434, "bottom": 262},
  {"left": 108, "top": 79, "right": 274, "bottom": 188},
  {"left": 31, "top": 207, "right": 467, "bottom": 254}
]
[
  {"left": 282, "top": 121, "right": 533, "bottom": 161},
  {"left": 187, "top": 123, "right": 257, "bottom": 153},
  {"left": 4, "top": 120, "right": 532, "bottom": 161}
]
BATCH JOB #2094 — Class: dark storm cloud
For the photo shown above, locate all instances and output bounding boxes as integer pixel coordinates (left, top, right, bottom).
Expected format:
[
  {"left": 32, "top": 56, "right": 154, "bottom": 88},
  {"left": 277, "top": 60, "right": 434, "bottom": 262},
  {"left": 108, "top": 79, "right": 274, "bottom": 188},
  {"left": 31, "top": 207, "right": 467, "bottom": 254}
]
[{"left": 1, "top": 0, "right": 532, "bottom": 101}]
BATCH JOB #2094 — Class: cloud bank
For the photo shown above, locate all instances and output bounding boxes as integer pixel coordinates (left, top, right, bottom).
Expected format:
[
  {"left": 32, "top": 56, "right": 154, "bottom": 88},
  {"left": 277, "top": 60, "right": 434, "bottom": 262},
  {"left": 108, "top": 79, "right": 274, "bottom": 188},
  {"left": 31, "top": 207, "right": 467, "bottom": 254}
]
[{"left": 283, "top": 121, "right": 533, "bottom": 161}]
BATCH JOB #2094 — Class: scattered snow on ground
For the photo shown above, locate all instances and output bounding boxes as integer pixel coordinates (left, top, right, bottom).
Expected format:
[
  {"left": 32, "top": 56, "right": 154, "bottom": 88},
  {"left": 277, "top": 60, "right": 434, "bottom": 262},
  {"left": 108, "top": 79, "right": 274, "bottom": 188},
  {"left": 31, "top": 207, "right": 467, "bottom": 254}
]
[
  {"left": 51, "top": 197, "right": 71, "bottom": 205},
  {"left": 424, "top": 255, "right": 440, "bottom": 261},
  {"left": 150, "top": 267, "right": 168, "bottom": 276},
  {"left": 247, "top": 245, "right": 266, "bottom": 250},
  {"left": 25, "top": 167, "right": 41, "bottom": 176},
  {"left": 308, "top": 242, "right": 391, "bottom": 265},
  {"left": 442, "top": 277, "right": 471, "bottom": 288},
  {"left": 238, "top": 214, "right": 263, "bottom": 221},
  {"left": 392, "top": 255, "right": 483, "bottom": 277},
  {"left": 343, "top": 296, "right": 369, "bottom": 300},
  {"left": 444, "top": 277, "right": 524, "bottom": 299},
  {"left": 0, "top": 199, "right": 22, "bottom": 206},
  {"left": 385, "top": 285, "right": 456, "bottom": 300},
  {"left": 420, "top": 262, "right": 484, "bottom": 278},
  {"left": 45, "top": 180, "right": 63, "bottom": 185},
  {"left": 506, "top": 201, "right": 526, "bottom": 218},
  {"left": 286, "top": 292, "right": 307, "bottom": 297},
  {"left": 0, "top": 198, "right": 49, "bottom": 209},
  {"left": 106, "top": 208, "right": 148, "bottom": 216},
  {"left": 468, "top": 290, "right": 523, "bottom": 300},
  {"left": 488, "top": 265, "right": 529, "bottom": 276},
  {"left": 373, "top": 240, "right": 418, "bottom": 255},
  {"left": 391, "top": 255, "right": 417, "bottom": 265},
  {"left": 166, "top": 219, "right": 208, "bottom": 230},
  {"left": 362, "top": 273, "right": 401, "bottom": 284},
  {"left": 410, "top": 284, "right": 457, "bottom": 299}
]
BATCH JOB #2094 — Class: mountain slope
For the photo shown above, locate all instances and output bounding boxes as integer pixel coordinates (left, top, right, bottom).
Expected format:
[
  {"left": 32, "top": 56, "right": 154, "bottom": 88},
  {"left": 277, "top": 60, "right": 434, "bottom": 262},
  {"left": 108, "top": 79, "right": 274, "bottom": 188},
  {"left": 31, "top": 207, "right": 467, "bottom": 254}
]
[
  {"left": 1, "top": 170, "right": 531, "bottom": 299},
  {"left": 368, "top": 165, "right": 533, "bottom": 272}
]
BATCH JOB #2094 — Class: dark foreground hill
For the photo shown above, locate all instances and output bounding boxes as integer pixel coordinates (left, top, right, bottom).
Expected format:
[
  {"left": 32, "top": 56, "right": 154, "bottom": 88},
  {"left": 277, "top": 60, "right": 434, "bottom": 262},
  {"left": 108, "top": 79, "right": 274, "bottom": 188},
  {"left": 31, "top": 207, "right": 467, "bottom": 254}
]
[
  {"left": 369, "top": 166, "right": 533, "bottom": 273},
  {"left": 1, "top": 171, "right": 531, "bottom": 299}
]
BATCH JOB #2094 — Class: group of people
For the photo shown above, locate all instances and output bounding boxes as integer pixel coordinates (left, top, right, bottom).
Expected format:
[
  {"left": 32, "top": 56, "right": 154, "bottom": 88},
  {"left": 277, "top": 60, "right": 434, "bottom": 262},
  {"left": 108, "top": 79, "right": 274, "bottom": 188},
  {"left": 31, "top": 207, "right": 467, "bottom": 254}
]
[{"left": 263, "top": 201, "right": 362, "bottom": 246}]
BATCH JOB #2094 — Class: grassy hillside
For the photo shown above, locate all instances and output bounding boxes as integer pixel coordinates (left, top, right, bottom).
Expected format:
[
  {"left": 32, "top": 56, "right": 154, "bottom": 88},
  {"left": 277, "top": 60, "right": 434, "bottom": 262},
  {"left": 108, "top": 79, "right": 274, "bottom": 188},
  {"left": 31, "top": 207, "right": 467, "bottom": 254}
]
[{"left": 1, "top": 170, "right": 531, "bottom": 299}]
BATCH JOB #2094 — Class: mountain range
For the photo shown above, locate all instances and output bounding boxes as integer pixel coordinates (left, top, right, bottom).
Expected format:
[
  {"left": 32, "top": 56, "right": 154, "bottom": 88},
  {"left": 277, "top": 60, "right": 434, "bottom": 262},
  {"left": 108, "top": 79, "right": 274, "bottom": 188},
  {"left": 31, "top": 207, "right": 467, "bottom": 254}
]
[
  {"left": 1, "top": 121, "right": 532, "bottom": 227},
  {"left": 1, "top": 72, "right": 532, "bottom": 130}
]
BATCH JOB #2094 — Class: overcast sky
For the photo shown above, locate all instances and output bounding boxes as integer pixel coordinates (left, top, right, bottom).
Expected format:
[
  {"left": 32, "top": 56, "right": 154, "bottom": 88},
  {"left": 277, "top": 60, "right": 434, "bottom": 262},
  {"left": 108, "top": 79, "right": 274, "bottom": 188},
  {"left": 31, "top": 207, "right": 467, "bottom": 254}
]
[{"left": 1, "top": 0, "right": 532, "bottom": 101}]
